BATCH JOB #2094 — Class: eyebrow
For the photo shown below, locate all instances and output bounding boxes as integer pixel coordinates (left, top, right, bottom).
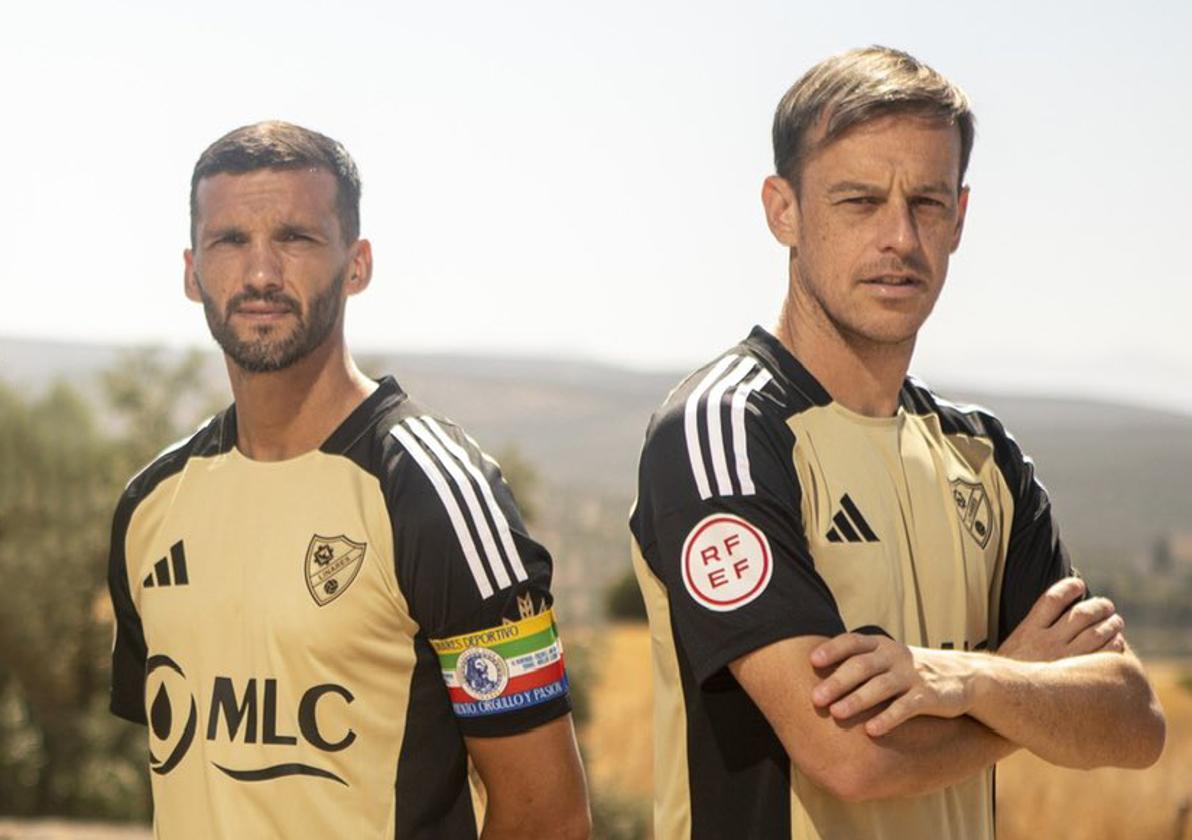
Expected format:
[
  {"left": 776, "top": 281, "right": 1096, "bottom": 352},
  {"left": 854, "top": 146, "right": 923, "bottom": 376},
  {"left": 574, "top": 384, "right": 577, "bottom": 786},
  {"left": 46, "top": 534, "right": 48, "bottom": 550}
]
[
  {"left": 202, "top": 225, "right": 245, "bottom": 242},
  {"left": 826, "top": 180, "right": 956, "bottom": 196},
  {"left": 276, "top": 223, "right": 325, "bottom": 239}
]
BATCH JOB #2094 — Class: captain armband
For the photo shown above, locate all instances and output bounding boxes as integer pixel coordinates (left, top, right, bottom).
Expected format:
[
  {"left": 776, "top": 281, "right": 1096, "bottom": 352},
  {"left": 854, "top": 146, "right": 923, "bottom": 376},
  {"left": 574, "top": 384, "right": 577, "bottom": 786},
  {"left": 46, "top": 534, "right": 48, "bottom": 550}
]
[{"left": 429, "top": 608, "right": 568, "bottom": 719}]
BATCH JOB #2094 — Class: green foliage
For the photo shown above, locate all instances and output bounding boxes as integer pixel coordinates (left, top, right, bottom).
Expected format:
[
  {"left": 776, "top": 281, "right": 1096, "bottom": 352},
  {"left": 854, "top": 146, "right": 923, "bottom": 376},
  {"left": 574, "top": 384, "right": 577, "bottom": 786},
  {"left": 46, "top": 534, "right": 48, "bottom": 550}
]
[
  {"left": 493, "top": 444, "right": 540, "bottom": 525},
  {"left": 562, "top": 638, "right": 592, "bottom": 728},
  {"left": 1178, "top": 671, "right": 1192, "bottom": 695},
  {"left": 0, "top": 351, "right": 214, "bottom": 819},
  {"left": 605, "top": 569, "right": 647, "bottom": 622}
]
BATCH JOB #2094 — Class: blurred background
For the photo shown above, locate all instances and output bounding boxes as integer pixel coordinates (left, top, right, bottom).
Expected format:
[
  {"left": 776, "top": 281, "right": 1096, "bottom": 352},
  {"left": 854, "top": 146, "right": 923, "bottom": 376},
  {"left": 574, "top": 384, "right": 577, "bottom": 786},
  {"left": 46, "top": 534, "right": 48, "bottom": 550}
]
[{"left": 1, "top": 1, "right": 1189, "bottom": 838}]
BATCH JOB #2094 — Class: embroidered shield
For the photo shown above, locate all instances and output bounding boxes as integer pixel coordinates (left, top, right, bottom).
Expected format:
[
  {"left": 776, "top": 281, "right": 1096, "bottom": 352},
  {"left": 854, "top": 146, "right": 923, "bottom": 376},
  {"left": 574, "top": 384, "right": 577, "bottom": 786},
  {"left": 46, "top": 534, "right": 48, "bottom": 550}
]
[
  {"left": 950, "top": 479, "right": 994, "bottom": 549},
  {"left": 304, "top": 534, "right": 367, "bottom": 606}
]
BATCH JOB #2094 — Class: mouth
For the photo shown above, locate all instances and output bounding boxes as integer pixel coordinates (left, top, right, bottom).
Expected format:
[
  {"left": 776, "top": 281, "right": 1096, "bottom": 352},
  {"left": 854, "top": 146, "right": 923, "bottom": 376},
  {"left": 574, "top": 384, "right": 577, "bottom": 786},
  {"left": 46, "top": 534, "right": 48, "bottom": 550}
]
[
  {"left": 859, "top": 275, "right": 926, "bottom": 298},
  {"left": 231, "top": 303, "right": 297, "bottom": 322},
  {"left": 862, "top": 274, "right": 921, "bottom": 286}
]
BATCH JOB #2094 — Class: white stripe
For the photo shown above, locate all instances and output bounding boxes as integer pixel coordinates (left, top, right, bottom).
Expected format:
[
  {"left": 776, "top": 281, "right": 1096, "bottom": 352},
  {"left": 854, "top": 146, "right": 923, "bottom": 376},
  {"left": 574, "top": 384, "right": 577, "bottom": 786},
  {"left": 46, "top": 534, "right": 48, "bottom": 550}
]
[
  {"left": 422, "top": 417, "right": 528, "bottom": 583},
  {"left": 684, "top": 355, "right": 738, "bottom": 500},
  {"left": 390, "top": 424, "right": 494, "bottom": 599},
  {"left": 706, "top": 357, "right": 758, "bottom": 495},
  {"left": 732, "top": 368, "right": 774, "bottom": 496},
  {"left": 406, "top": 418, "right": 512, "bottom": 591}
]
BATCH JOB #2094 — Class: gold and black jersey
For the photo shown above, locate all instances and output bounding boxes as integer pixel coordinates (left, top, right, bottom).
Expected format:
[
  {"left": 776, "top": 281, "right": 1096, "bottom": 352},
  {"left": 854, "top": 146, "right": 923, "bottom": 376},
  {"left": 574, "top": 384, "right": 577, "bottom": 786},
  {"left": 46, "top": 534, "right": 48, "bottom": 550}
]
[
  {"left": 630, "top": 327, "right": 1072, "bottom": 840},
  {"left": 107, "top": 377, "right": 571, "bottom": 840}
]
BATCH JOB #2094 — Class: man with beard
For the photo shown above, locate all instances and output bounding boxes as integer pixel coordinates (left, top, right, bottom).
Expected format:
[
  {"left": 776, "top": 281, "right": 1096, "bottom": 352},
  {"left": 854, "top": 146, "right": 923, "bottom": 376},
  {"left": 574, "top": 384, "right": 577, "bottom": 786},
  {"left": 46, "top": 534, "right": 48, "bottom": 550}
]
[
  {"left": 630, "top": 47, "right": 1165, "bottom": 839},
  {"left": 106, "top": 122, "right": 590, "bottom": 839}
]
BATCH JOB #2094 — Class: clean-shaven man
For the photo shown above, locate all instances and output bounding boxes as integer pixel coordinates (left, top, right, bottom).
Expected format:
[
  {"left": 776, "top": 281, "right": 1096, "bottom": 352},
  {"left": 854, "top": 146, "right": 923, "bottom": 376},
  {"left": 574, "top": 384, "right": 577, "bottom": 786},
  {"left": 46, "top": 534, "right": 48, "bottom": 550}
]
[{"left": 631, "top": 46, "right": 1164, "bottom": 839}]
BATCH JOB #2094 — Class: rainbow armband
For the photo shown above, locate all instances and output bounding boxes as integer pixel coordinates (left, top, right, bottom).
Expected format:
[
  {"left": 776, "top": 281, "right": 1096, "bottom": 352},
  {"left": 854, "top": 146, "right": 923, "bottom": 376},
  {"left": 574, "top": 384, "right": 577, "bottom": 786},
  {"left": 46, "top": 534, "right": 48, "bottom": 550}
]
[{"left": 430, "top": 608, "right": 568, "bottom": 718}]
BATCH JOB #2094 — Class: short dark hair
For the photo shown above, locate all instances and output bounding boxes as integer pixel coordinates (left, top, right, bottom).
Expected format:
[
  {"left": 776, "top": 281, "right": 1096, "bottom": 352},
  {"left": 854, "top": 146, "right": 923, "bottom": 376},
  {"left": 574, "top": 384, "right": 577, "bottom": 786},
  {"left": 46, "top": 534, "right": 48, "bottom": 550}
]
[
  {"left": 189, "top": 121, "right": 362, "bottom": 245},
  {"left": 773, "top": 46, "right": 975, "bottom": 193}
]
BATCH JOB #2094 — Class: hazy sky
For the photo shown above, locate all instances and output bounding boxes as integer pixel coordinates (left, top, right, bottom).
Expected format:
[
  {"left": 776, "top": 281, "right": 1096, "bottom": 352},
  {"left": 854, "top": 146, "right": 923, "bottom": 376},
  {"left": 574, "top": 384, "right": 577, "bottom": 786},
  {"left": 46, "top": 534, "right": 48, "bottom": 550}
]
[{"left": 3, "top": 1, "right": 1189, "bottom": 413}]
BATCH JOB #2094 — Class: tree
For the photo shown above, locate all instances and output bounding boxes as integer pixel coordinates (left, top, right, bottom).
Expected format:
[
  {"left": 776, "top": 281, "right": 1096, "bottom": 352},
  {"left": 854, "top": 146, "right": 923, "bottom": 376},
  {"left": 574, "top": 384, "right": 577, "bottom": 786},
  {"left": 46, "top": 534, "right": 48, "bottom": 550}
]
[
  {"left": 605, "top": 569, "right": 647, "bottom": 622},
  {"left": 493, "top": 444, "right": 540, "bottom": 525},
  {"left": 0, "top": 349, "right": 215, "bottom": 819}
]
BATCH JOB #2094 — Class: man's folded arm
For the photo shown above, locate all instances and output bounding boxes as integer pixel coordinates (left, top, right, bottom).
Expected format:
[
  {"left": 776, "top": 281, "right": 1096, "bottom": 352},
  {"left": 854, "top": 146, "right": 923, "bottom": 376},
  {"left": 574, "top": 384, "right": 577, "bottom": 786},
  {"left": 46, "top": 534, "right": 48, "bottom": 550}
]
[
  {"left": 958, "top": 645, "right": 1164, "bottom": 770},
  {"left": 729, "top": 635, "right": 1017, "bottom": 803}
]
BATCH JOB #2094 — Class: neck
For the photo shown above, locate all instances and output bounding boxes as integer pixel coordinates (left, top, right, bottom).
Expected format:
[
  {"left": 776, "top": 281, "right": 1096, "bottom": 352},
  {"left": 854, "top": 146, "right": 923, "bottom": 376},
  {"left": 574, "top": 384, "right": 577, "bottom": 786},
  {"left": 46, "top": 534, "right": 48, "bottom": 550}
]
[
  {"left": 775, "top": 279, "right": 914, "bottom": 419},
  {"left": 225, "top": 336, "right": 377, "bottom": 461}
]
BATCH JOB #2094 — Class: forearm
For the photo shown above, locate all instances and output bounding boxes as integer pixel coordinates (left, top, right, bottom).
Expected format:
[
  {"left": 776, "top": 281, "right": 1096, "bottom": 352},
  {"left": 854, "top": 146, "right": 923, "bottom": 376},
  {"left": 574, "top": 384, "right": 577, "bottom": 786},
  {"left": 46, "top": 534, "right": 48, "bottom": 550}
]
[
  {"left": 836, "top": 711, "right": 1015, "bottom": 801},
  {"left": 968, "top": 650, "right": 1165, "bottom": 769}
]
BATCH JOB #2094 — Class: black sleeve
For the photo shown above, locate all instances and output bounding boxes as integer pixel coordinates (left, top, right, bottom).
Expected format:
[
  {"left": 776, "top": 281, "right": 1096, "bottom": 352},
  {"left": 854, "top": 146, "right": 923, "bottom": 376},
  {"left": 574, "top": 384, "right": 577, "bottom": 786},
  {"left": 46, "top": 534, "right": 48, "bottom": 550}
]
[
  {"left": 385, "top": 415, "right": 570, "bottom": 737},
  {"left": 633, "top": 393, "right": 844, "bottom": 687},
  {"left": 108, "top": 492, "right": 148, "bottom": 724},
  {"left": 991, "top": 421, "right": 1074, "bottom": 644}
]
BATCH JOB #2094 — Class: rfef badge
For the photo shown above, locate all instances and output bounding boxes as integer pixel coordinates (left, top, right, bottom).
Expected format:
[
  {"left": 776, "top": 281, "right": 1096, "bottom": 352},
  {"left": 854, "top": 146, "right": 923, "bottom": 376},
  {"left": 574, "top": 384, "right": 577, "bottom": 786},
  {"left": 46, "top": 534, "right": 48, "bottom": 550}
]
[{"left": 681, "top": 513, "right": 773, "bottom": 612}]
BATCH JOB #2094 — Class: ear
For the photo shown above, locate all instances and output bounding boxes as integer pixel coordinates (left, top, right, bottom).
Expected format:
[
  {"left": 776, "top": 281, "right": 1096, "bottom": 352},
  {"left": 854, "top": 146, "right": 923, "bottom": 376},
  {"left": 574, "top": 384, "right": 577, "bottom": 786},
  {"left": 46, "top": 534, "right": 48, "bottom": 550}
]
[
  {"left": 762, "top": 175, "right": 800, "bottom": 248},
  {"left": 950, "top": 186, "right": 970, "bottom": 253},
  {"left": 345, "top": 239, "right": 373, "bottom": 296},
  {"left": 183, "top": 248, "right": 202, "bottom": 302}
]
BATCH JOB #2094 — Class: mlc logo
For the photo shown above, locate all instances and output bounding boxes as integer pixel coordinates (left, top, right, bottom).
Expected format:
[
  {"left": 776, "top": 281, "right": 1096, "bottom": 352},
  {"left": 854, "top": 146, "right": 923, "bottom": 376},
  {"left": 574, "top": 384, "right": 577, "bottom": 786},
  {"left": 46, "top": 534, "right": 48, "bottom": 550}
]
[{"left": 145, "top": 655, "right": 356, "bottom": 786}]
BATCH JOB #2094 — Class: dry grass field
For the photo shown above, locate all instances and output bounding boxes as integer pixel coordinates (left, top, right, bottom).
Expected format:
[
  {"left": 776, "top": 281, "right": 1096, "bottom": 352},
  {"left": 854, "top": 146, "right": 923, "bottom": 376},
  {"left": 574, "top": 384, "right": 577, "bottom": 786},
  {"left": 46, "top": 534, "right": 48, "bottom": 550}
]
[{"left": 582, "top": 624, "right": 1192, "bottom": 840}]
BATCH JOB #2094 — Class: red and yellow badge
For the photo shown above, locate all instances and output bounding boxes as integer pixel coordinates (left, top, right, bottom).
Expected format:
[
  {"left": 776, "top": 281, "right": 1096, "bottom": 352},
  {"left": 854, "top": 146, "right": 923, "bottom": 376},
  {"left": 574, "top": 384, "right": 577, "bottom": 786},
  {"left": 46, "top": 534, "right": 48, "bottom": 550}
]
[{"left": 304, "top": 534, "right": 366, "bottom": 606}]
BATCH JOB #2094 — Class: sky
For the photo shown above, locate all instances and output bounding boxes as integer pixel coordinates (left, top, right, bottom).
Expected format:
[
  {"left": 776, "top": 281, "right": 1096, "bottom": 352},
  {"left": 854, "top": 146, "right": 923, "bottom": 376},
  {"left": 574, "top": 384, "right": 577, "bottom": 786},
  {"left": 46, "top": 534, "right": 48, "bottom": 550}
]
[{"left": 2, "top": 0, "right": 1190, "bottom": 414}]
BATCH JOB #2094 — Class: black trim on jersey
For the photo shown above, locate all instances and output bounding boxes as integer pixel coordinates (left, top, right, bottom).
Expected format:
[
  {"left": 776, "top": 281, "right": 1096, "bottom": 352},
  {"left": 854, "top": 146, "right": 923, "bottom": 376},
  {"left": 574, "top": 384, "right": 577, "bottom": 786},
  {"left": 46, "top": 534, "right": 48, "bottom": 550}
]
[
  {"left": 393, "top": 637, "right": 479, "bottom": 840},
  {"left": 742, "top": 326, "right": 832, "bottom": 410},
  {"left": 108, "top": 412, "right": 234, "bottom": 724},
  {"left": 632, "top": 330, "right": 846, "bottom": 688},
  {"left": 675, "top": 612, "right": 792, "bottom": 840},
  {"left": 900, "top": 378, "right": 1074, "bottom": 643},
  {"left": 339, "top": 396, "right": 572, "bottom": 739}
]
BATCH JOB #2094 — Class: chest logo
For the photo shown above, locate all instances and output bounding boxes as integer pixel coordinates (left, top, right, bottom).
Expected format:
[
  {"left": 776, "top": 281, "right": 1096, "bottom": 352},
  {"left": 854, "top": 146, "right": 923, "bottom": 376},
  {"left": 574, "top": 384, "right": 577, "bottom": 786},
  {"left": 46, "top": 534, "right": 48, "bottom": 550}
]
[
  {"left": 950, "top": 479, "right": 993, "bottom": 549},
  {"left": 304, "top": 535, "right": 367, "bottom": 606},
  {"left": 825, "top": 494, "right": 880, "bottom": 544}
]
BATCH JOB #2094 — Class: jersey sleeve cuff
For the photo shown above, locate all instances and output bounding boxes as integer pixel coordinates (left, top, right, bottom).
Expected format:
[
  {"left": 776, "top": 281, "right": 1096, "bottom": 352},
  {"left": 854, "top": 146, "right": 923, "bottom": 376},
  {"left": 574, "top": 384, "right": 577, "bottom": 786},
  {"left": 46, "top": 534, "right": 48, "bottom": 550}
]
[{"left": 690, "top": 616, "right": 845, "bottom": 687}]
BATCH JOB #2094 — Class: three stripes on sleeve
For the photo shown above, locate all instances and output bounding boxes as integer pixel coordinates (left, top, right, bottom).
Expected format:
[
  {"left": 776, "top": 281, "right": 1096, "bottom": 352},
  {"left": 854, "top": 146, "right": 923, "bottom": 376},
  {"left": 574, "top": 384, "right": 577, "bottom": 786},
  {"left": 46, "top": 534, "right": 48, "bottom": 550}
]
[
  {"left": 683, "top": 354, "right": 773, "bottom": 501},
  {"left": 390, "top": 417, "right": 528, "bottom": 599}
]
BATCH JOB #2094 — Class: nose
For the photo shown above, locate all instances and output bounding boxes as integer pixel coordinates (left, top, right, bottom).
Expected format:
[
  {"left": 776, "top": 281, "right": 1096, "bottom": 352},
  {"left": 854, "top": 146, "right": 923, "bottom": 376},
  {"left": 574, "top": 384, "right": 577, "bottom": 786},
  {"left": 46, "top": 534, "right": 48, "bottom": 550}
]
[
  {"left": 877, "top": 199, "right": 922, "bottom": 257},
  {"left": 243, "top": 240, "right": 283, "bottom": 292}
]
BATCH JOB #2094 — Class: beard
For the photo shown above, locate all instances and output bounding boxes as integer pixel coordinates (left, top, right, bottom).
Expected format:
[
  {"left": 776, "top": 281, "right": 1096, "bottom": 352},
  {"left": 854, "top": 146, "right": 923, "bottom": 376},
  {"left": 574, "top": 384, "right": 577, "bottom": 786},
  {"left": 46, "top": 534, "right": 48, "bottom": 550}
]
[{"left": 196, "top": 267, "right": 346, "bottom": 373}]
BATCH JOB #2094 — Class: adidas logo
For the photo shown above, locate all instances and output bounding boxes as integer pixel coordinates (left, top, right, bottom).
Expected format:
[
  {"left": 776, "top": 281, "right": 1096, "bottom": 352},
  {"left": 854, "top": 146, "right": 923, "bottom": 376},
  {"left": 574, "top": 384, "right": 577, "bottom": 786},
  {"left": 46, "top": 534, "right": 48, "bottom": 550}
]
[
  {"left": 143, "top": 541, "right": 189, "bottom": 588},
  {"left": 826, "top": 494, "right": 879, "bottom": 544}
]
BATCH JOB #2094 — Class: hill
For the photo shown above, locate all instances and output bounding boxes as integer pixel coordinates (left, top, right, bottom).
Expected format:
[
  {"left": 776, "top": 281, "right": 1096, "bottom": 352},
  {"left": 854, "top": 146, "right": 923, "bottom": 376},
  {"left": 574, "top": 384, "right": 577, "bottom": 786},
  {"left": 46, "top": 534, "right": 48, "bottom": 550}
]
[{"left": 4, "top": 336, "right": 1191, "bottom": 629}]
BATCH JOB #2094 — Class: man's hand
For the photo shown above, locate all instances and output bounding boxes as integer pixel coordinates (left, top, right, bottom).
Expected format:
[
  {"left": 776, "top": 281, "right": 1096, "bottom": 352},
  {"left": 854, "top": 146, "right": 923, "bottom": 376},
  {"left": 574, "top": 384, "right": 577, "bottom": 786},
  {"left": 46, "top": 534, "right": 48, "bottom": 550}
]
[
  {"left": 809, "top": 634, "right": 975, "bottom": 737},
  {"left": 998, "top": 577, "right": 1125, "bottom": 661}
]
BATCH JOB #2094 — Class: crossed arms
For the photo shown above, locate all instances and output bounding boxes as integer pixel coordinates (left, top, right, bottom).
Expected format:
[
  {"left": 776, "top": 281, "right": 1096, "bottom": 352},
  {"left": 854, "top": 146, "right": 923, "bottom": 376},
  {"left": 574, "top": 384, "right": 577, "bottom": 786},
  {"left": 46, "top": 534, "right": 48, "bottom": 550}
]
[{"left": 730, "top": 577, "right": 1166, "bottom": 803}]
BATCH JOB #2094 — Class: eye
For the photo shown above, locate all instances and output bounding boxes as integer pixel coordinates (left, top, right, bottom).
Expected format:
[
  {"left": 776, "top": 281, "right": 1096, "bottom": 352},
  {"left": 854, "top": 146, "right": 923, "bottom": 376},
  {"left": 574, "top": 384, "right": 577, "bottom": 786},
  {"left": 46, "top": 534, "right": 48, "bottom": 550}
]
[
  {"left": 212, "top": 232, "right": 247, "bottom": 246},
  {"left": 912, "top": 196, "right": 948, "bottom": 209},
  {"left": 840, "top": 196, "right": 880, "bottom": 206}
]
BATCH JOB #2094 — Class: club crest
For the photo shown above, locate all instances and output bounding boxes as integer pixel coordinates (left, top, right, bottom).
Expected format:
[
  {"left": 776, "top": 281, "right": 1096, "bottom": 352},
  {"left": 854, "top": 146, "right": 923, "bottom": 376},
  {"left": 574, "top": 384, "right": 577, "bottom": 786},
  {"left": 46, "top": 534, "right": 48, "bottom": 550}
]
[
  {"left": 304, "top": 534, "right": 367, "bottom": 606},
  {"left": 455, "top": 647, "right": 510, "bottom": 701},
  {"left": 950, "top": 479, "right": 993, "bottom": 549}
]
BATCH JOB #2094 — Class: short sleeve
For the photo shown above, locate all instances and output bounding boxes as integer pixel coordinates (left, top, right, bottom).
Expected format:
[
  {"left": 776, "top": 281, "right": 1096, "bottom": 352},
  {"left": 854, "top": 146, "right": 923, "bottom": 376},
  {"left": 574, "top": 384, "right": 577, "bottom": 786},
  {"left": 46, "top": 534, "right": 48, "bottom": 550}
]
[
  {"left": 108, "top": 494, "right": 149, "bottom": 724},
  {"left": 991, "top": 422, "right": 1074, "bottom": 644},
  {"left": 385, "top": 415, "right": 570, "bottom": 737},
  {"left": 632, "top": 371, "right": 844, "bottom": 686}
]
